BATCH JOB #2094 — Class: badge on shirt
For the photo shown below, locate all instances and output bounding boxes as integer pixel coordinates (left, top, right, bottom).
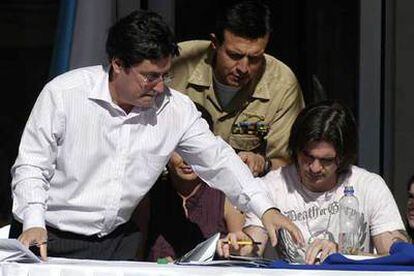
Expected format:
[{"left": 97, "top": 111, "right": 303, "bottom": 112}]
[{"left": 231, "top": 121, "right": 269, "bottom": 138}]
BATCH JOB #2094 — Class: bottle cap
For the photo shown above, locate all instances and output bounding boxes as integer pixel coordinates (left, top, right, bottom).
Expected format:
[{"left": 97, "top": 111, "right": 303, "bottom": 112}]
[
  {"left": 157, "top": 258, "right": 169, "bottom": 264},
  {"left": 344, "top": 185, "right": 354, "bottom": 194}
]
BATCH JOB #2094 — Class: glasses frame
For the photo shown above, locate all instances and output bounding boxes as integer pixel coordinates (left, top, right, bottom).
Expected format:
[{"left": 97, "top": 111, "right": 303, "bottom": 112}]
[{"left": 130, "top": 67, "right": 173, "bottom": 86}]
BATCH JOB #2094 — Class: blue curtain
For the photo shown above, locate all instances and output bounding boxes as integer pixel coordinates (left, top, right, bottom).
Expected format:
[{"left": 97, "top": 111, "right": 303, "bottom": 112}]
[{"left": 49, "top": 0, "right": 77, "bottom": 78}]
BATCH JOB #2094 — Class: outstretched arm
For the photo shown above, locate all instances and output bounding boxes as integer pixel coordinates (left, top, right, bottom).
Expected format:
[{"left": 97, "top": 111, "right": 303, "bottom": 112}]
[
  {"left": 12, "top": 85, "right": 64, "bottom": 261},
  {"left": 223, "top": 197, "right": 245, "bottom": 232}
]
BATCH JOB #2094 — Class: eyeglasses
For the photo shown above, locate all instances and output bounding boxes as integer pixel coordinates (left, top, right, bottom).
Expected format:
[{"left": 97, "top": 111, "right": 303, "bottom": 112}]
[{"left": 131, "top": 67, "right": 173, "bottom": 86}]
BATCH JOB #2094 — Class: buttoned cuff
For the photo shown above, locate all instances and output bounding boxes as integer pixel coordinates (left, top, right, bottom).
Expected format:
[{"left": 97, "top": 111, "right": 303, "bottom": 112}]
[
  {"left": 247, "top": 193, "right": 275, "bottom": 219},
  {"left": 23, "top": 204, "right": 46, "bottom": 231}
]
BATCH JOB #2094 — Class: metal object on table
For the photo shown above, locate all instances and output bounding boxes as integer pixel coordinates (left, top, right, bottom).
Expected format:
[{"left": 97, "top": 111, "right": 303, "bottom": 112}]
[{"left": 277, "top": 228, "right": 306, "bottom": 264}]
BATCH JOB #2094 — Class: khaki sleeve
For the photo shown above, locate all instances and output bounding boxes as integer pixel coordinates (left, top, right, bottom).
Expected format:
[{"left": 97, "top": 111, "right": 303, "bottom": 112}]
[{"left": 265, "top": 81, "right": 304, "bottom": 160}]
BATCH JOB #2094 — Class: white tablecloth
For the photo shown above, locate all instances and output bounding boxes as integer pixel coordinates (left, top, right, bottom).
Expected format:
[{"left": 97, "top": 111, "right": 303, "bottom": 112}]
[{"left": 0, "top": 258, "right": 412, "bottom": 276}]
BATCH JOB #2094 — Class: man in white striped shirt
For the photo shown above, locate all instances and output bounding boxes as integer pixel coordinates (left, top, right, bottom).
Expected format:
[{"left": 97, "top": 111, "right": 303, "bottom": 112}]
[{"left": 10, "top": 10, "right": 303, "bottom": 260}]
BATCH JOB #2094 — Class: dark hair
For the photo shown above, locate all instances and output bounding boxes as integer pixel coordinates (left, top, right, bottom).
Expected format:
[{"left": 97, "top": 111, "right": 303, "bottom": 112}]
[
  {"left": 106, "top": 10, "right": 179, "bottom": 68},
  {"left": 288, "top": 100, "right": 357, "bottom": 174},
  {"left": 408, "top": 175, "right": 414, "bottom": 191},
  {"left": 214, "top": 0, "right": 272, "bottom": 44}
]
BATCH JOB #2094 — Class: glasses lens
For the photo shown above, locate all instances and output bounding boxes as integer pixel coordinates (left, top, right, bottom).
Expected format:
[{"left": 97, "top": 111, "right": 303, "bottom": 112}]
[
  {"left": 142, "top": 73, "right": 157, "bottom": 84},
  {"left": 163, "top": 73, "right": 173, "bottom": 85},
  {"left": 142, "top": 72, "right": 173, "bottom": 85}
]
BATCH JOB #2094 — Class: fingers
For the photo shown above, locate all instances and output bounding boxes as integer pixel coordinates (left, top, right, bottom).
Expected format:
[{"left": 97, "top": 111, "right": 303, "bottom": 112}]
[
  {"left": 320, "top": 241, "right": 337, "bottom": 263},
  {"left": 228, "top": 232, "right": 240, "bottom": 251},
  {"left": 248, "top": 165, "right": 257, "bottom": 176},
  {"left": 262, "top": 208, "right": 305, "bottom": 248},
  {"left": 305, "top": 241, "right": 321, "bottom": 264},
  {"left": 217, "top": 233, "right": 238, "bottom": 258},
  {"left": 305, "top": 239, "right": 337, "bottom": 264},
  {"left": 275, "top": 211, "right": 304, "bottom": 246},
  {"left": 254, "top": 154, "right": 265, "bottom": 173},
  {"left": 18, "top": 236, "right": 30, "bottom": 248},
  {"left": 284, "top": 221, "right": 305, "bottom": 246},
  {"left": 217, "top": 240, "right": 233, "bottom": 258},
  {"left": 261, "top": 209, "right": 278, "bottom": 246},
  {"left": 217, "top": 232, "right": 256, "bottom": 258},
  {"left": 238, "top": 152, "right": 265, "bottom": 176},
  {"left": 319, "top": 246, "right": 331, "bottom": 263},
  {"left": 216, "top": 239, "right": 227, "bottom": 257},
  {"left": 243, "top": 157, "right": 256, "bottom": 175},
  {"left": 18, "top": 227, "right": 48, "bottom": 261},
  {"left": 264, "top": 224, "right": 278, "bottom": 247},
  {"left": 39, "top": 243, "right": 48, "bottom": 261},
  {"left": 238, "top": 152, "right": 248, "bottom": 162}
]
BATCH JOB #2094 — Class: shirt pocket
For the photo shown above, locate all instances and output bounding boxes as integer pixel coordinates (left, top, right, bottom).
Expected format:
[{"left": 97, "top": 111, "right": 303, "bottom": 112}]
[{"left": 228, "top": 133, "right": 262, "bottom": 152}]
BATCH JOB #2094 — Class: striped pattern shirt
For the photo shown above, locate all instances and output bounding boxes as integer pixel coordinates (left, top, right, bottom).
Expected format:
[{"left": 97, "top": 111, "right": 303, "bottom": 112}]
[{"left": 11, "top": 65, "right": 274, "bottom": 236}]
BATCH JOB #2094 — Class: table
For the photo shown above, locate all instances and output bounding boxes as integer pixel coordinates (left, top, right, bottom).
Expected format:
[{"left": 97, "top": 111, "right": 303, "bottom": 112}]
[{"left": 1, "top": 258, "right": 412, "bottom": 276}]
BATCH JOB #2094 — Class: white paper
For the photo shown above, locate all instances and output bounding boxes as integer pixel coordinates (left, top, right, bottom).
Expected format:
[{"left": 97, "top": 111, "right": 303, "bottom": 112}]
[
  {"left": 174, "top": 233, "right": 271, "bottom": 268},
  {"left": 343, "top": 254, "right": 378, "bottom": 260},
  {"left": 0, "top": 239, "right": 41, "bottom": 263}
]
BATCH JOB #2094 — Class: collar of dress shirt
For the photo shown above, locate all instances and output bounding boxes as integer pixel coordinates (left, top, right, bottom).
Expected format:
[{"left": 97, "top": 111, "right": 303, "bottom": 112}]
[
  {"left": 87, "top": 66, "right": 113, "bottom": 103},
  {"left": 86, "top": 65, "right": 171, "bottom": 116}
]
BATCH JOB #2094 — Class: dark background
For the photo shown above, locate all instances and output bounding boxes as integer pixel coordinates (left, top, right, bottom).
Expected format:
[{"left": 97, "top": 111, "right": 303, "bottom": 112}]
[{"left": 0, "top": 0, "right": 59, "bottom": 225}]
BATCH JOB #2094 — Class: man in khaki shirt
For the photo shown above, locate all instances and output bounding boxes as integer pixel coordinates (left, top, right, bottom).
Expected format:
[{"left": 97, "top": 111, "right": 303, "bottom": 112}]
[{"left": 170, "top": 0, "right": 304, "bottom": 176}]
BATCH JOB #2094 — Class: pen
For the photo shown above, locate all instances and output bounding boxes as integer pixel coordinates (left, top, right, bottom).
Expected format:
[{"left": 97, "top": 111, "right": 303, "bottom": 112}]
[
  {"left": 29, "top": 238, "right": 53, "bottom": 247},
  {"left": 222, "top": 240, "right": 262, "bottom": 245},
  {"left": 29, "top": 241, "right": 47, "bottom": 247}
]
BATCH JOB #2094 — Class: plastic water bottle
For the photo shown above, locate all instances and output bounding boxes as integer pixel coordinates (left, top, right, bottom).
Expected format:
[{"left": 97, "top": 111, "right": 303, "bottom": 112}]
[{"left": 338, "top": 185, "right": 359, "bottom": 254}]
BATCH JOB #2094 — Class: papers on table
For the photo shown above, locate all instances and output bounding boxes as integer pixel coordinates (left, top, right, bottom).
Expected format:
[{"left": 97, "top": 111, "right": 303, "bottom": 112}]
[
  {"left": 0, "top": 239, "right": 41, "bottom": 263},
  {"left": 174, "top": 232, "right": 272, "bottom": 268},
  {"left": 175, "top": 232, "right": 220, "bottom": 264}
]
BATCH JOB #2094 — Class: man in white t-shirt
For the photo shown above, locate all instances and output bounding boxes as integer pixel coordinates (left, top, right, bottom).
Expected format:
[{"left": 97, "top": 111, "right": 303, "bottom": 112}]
[{"left": 218, "top": 101, "right": 408, "bottom": 264}]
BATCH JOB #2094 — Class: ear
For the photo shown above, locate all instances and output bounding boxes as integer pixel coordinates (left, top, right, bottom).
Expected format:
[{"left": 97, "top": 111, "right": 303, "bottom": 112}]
[
  {"left": 210, "top": 33, "right": 219, "bottom": 50},
  {"left": 111, "top": 58, "right": 123, "bottom": 74}
]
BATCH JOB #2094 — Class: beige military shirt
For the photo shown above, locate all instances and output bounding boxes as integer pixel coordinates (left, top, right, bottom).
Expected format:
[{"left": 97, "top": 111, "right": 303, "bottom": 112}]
[{"left": 170, "top": 40, "right": 304, "bottom": 161}]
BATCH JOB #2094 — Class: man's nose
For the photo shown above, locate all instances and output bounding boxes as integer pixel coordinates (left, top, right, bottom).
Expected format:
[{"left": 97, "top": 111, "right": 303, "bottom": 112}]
[
  {"left": 309, "top": 159, "right": 324, "bottom": 173},
  {"left": 151, "top": 80, "right": 165, "bottom": 94},
  {"left": 236, "top": 57, "right": 249, "bottom": 75}
]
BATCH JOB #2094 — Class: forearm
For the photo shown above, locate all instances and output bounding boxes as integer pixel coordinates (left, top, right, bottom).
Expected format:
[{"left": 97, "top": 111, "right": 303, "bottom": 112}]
[
  {"left": 184, "top": 139, "right": 275, "bottom": 218},
  {"left": 12, "top": 165, "right": 49, "bottom": 230},
  {"left": 224, "top": 198, "right": 245, "bottom": 232},
  {"left": 373, "top": 230, "right": 410, "bottom": 254}
]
